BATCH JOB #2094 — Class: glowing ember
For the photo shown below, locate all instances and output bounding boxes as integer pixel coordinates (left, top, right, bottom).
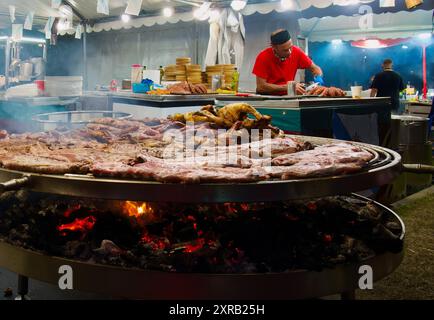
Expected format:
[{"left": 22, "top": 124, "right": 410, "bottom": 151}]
[
  {"left": 123, "top": 201, "right": 154, "bottom": 219},
  {"left": 57, "top": 216, "right": 97, "bottom": 235},
  {"left": 63, "top": 204, "right": 81, "bottom": 218},
  {"left": 224, "top": 203, "right": 238, "bottom": 214},
  {"left": 223, "top": 203, "right": 251, "bottom": 214},
  {"left": 141, "top": 232, "right": 167, "bottom": 251},
  {"left": 240, "top": 204, "right": 250, "bottom": 212},
  {"left": 307, "top": 202, "right": 317, "bottom": 211},
  {"left": 184, "top": 238, "right": 205, "bottom": 253}
]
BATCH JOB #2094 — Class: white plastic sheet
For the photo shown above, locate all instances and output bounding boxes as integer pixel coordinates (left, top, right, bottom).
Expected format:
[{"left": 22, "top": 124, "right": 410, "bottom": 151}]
[
  {"left": 12, "top": 24, "right": 23, "bottom": 41},
  {"left": 75, "top": 24, "right": 82, "bottom": 40},
  {"left": 51, "top": 0, "right": 62, "bottom": 9},
  {"left": 125, "top": 0, "right": 143, "bottom": 16},
  {"left": 97, "top": 0, "right": 110, "bottom": 15},
  {"left": 45, "top": 17, "right": 55, "bottom": 40},
  {"left": 9, "top": 5, "right": 15, "bottom": 23},
  {"left": 24, "top": 11, "right": 34, "bottom": 30},
  {"left": 379, "top": 0, "right": 395, "bottom": 7}
]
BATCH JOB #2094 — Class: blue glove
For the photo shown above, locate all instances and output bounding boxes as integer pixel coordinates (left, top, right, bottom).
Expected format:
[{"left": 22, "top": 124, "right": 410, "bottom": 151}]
[{"left": 314, "top": 75, "right": 325, "bottom": 86}]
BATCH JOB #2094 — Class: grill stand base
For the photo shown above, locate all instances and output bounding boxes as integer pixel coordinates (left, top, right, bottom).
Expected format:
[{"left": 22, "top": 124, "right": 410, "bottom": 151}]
[
  {"left": 9, "top": 272, "right": 358, "bottom": 300},
  {"left": 341, "top": 290, "right": 356, "bottom": 300},
  {"left": 15, "top": 275, "right": 30, "bottom": 300}
]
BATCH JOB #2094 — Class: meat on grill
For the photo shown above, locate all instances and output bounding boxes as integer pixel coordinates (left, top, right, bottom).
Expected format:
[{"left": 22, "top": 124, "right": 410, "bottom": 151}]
[
  {"left": 167, "top": 82, "right": 208, "bottom": 95},
  {"left": 0, "top": 116, "right": 374, "bottom": 183}
]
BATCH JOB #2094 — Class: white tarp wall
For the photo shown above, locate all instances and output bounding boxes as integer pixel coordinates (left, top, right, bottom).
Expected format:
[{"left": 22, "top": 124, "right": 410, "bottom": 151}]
[
  {"left": 84, "top": 22, "right": 209, "bottom": 90},
  {"left": 81, "top": 10, "right": 300, "bottom": 91}
]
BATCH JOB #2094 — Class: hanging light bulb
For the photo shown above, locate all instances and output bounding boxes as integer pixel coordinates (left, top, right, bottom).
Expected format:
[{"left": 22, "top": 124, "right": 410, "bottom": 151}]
[
  {"left": 121, "top": 14, "right": 131, "bottom": 23},
  {"left": 231, "top": 0, "right": 247, "bottom": 12},
  {"left": 417, "top": 33, "right": 431, "bottom": 40},
  {"left": 280, "top": 0, "right": 293, "bottom": 10},
  {"left": 57, "top": 19, "right": 67, "bottom": 31},
  {"left": 163, "top": 7, "right": 174, "bottom": 17}
]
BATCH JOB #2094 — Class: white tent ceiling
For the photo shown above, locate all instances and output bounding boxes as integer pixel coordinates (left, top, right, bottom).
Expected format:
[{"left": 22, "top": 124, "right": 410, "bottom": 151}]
[
  {"left": 0, "top": 0, "right": 381, "bottom": 29},
  {"left": 299, "top": 9, "right": 433, "bottom": 41},
  {"left": 0, "top": 0, "right": 432, "bottom": 41},
  {"left": 0, "top": 0, "right": 188, "bottom": 29}
]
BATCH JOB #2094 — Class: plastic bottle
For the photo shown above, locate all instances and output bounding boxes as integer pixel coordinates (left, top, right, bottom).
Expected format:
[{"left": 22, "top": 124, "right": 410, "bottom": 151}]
[
  {"left": 231, "top": 67, "right": 240, "bottom": 92},
  {"left": 131, "top": 64, "right": 142, "bottom": 84},
  {"left": 159, "top": 66, "right": 164, "bottom": 84},
  {"left": 110, "top": 79, "right": 118, "bottom": 92},
  {"left": 287, "top": 81, "right": 296, "bottom": 97}
]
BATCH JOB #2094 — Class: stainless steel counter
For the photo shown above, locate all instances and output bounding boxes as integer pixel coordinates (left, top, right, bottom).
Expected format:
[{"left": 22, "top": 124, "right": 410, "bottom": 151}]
[
  {"left": 215, "top": 96, "right": 391, "bottom": 109},
  {"left": 85, "top": 90, "right": 236, "bottom": 102},
  {"left": 0, "top": 95, "right": 79, "bottom": 107}
]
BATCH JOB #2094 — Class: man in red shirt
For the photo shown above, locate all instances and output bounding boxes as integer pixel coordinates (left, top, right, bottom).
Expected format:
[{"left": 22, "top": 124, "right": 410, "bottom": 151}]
[{"left": 252, "top": 29, "right": 323, "bottom": 95}]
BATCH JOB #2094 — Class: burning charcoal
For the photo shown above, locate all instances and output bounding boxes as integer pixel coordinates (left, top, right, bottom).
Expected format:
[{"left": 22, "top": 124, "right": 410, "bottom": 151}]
[
  {"left": 64, "top": 240, "right": 92, "bottom": 259},
  {"left": 341, "top": 236, "right": 356, "bottom": 254},
  {"left": 0, "top": 191, "right": 15, "bottom": 203},
  {"left": 357, "top": 202, "right": 383, "bottom": 222},
  {"left": 0, "top": 193, "right": 403, "bottom": 274},
  {"left": 385, "top": 221, "right": 401, "bottom": 233},
  {"left": 353, "top": 240, "right": 375, "bottom": 261},
  {"left": 122, "top": 250, "right": 138, "bottom": 264},
  {"left": 37, "top": 210, "right": 47, "bottom": 217},
  {"left": 8, "top": 225, "right": 31, "bottom": 242},
  {"left": 329, "top": 254, "right": 346, "bottom": 264},
  {"left": 3, "top": 287, "right": 13, "bottom": 298},
  {"left": 372, "top": 224, "right": 399, "bottom": 241},
  {"left": 94, "top": 240, "right": 122, "bottom": 256},
  {"left": 14, "top": 190, "right": 31, "bottom": 203}
]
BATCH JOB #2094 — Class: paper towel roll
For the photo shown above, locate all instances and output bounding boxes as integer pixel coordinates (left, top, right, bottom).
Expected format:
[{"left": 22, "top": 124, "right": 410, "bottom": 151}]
[{"left": 142, "top": 70, "right": 161, "bottom": 85}]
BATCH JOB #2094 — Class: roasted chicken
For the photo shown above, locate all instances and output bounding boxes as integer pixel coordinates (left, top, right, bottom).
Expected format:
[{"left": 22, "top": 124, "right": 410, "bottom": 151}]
[{"left": 168, "top": 103, "right": 283, "bottom": 139}]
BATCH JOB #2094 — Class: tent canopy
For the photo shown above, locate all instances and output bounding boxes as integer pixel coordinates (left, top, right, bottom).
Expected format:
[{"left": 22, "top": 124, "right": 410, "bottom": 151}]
[
  {"left": 300, "top": 9, "right": 433, "bottom": 42},
  {"left": 0, "top": 0, "right": 432, "bottom": 40}
]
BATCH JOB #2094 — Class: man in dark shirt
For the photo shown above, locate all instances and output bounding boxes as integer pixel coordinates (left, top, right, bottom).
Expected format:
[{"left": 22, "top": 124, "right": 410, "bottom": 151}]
[{"left": 370, "top": 59, "right": 404, "bottom": 113}]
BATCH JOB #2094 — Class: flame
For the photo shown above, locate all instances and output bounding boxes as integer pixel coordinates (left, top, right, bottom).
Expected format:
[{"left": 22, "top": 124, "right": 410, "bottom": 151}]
[
  {"left": 57, "top": 216, "right": 96, "bottom": 235},
  {"left": 123, "top": 201, "right": 154, "bottom": 218}
]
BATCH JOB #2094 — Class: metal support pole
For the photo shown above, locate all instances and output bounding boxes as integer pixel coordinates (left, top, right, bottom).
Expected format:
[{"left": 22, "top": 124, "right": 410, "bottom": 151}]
[
  {"left": 5, "top": 38, "right": 11, "bottom": 88},
  {"left": 194, "top": 21, "right": 199, "bottom": 65},
  {"left": 42, "top": 43, "right": 48, "bottom": 80},
  {"left": 422, "top": 45, "right": 427, "bottom": 99},
  {"left": 15, "top": 275, "right": 30, "bottom": 300},
  {"left": 341, "top": 290, "right": 356, "bottom": 300},
  {"left": 83, "top": 24, "right": 88, "bottom": 91}
]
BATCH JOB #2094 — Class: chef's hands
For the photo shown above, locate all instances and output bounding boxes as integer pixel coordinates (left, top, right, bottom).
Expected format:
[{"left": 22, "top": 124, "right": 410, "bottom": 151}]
[{"left": 295, "top": 82, "right": 306, "bottom": 95}]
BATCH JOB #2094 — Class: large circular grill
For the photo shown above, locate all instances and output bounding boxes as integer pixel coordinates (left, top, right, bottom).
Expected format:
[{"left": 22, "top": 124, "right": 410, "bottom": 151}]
[
  {"left": 0, "top": 135, "right": 404, "bottom": 299},
  {"left": 0, "top": 194, "right": 404, "bottom": 300},
  {"left": 0, "top": 136, "right": 402, "bottom": 203}
]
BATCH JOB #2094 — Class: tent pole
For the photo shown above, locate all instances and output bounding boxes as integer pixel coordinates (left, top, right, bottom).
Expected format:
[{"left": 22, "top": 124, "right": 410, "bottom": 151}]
[
  {"left": 422, "top": 45, "right": 427, "bottom": 99},
  {"left": 4, "top": 38, "right": 10, "bottom": 88},
  {"left": 194, "top": 21, "right": 199, "bottom": 65},
  {"left": 83, "top": 24, "right": 88, "bottom": 91}
]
